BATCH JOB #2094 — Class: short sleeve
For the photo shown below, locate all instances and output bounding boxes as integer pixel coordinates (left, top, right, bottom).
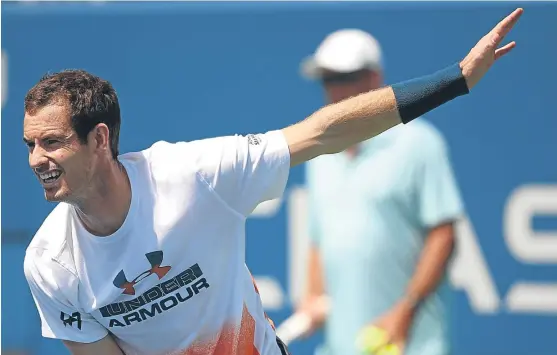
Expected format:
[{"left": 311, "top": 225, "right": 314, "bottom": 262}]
[
  {"left": 416, "top": 132, "right": 464, "bottom": 228},
  {"left": 24, "top": 253, "right": 108, "bottom": 344},
  {"left": 186, "top": 130, "right": 290, "bottom": 217}
]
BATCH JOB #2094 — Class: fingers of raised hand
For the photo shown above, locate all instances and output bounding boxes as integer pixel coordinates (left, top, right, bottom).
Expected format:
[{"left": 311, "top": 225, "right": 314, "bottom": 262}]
[
  {"left": 490, "top": 8, "right": 523, "bottom": 47},
  {"left": 494, "top": 41, "right": 517, "bottom": 60}
]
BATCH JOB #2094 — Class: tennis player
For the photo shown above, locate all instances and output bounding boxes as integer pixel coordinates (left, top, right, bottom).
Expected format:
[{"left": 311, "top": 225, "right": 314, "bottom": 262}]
[{"left": 23, "top": 9, "right": 522, "bottom": 355}]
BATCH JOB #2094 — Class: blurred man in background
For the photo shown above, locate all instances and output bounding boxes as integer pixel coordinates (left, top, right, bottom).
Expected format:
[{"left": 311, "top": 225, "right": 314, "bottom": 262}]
[{"left": 278, "top": 29, "right": 465, "bottom": 355}]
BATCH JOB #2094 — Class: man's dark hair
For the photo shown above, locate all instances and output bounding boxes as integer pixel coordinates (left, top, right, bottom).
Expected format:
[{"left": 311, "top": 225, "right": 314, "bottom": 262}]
[{"left": 24, "top": 69, "right": 121, "bottom": 159}]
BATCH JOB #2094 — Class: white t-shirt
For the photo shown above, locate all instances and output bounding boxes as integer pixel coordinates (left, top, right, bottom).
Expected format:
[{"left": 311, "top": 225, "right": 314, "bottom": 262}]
[{"left": 24, "top": 130, "right": 290, "bottom": 355}]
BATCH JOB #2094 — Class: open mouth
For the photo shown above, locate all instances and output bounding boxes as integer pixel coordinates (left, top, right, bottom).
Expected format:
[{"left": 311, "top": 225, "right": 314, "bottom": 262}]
[{"left": 38, "top": 170, "right": 63, "bottom": 185}]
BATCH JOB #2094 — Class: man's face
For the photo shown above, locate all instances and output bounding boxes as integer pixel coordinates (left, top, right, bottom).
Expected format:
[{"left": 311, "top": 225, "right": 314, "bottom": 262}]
[
  {"left": 23, "top": 104, "right": 95, "bottom": 203},
  {"left": 322, "top": 69, "right": 382, "bottom": 104}
]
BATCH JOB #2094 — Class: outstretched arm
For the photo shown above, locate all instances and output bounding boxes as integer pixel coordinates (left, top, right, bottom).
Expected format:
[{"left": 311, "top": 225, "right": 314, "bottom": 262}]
[{"left": 283, "top": 8, "right": 523, "bottom": 167}]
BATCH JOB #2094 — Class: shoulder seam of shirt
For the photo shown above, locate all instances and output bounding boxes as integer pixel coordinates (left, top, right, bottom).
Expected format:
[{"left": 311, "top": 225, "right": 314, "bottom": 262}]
[
  {"left": 27, "top": 241, "right": 79, "bottom": 279},
  {"left": 53, "top": 238, "right": 79, "bottom": 278}
]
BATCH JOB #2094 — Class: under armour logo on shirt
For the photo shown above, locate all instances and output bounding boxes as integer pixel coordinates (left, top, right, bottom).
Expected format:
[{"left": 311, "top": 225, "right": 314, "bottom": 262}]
[
  {"left": 113, "top": 251, "right": 172, "bottom": 296},
  {"left": 60, "top": 311, "right": 82, "bottom": 330}
]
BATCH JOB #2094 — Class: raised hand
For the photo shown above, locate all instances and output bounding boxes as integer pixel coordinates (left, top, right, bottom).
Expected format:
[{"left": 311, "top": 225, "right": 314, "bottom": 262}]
[{"left": 460, "top": 8, "right": 523, "bottom": 89}]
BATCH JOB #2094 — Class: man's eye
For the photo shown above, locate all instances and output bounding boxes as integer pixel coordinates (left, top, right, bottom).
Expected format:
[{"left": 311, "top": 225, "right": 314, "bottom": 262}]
[{"left": 46, "top": 139, "right": 59, "bottom": 145}]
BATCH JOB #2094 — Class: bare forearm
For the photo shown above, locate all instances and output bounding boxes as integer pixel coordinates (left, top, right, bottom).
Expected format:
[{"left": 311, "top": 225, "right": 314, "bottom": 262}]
[
  {"left": 405, "top": 224, "right": 456, "bottom": 307},
  {"left": 285, "top": 87, "right": 401, "bottom": 166},
  {"left": 300, "top": 245, "right": 328, "bottom": 329},
  {"left": 275, "top": 246, "right": 328, "bottom": 343},
  {"left": 284, "top": 64, "right": 468, "bottom": 167},
  {"left": 309, "top": 86, "right": 401, "bottom": 152}
]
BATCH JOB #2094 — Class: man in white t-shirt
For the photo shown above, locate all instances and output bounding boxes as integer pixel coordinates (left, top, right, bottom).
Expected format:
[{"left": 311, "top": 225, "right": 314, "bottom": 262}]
[{"left": 23, "top": 10, "right": 521, "bottom": 355}]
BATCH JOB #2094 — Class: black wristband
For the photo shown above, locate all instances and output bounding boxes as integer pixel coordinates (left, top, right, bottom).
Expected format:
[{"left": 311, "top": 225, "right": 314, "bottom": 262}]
[{"left": 392, "top": 63, "right": 470, "bottom": 124}]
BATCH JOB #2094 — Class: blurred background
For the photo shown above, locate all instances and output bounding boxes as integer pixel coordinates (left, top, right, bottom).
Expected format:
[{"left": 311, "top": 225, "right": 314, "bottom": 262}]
[{"left": 1, "top": 1, "right": 556, "bottom": 355}]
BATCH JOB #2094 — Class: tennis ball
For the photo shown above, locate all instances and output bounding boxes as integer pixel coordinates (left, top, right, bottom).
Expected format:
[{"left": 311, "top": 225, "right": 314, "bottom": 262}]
[
  {"left": 356, "top": 326, "right": 389, "bottom": 354},
  {"left": 376, "top": 343, "right": 401, "bottom": 355}
]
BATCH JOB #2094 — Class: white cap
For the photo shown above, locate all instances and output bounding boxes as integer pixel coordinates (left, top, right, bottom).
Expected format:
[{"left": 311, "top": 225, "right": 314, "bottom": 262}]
[{"left": 301, "top": 29, "right": 383, "bottom": 79}]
